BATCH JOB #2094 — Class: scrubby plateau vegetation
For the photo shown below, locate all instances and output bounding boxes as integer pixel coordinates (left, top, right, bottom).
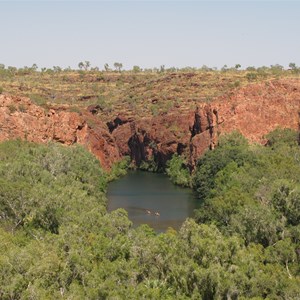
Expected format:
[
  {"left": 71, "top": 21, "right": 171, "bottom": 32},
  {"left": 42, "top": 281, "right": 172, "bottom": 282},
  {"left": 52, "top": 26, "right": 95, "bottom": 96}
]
[
  {"left": 0, "top": 62, "right": 299, "bottom": 121},
  {"left": 1, "top": 128, "right": 300, "bottom": 299}
]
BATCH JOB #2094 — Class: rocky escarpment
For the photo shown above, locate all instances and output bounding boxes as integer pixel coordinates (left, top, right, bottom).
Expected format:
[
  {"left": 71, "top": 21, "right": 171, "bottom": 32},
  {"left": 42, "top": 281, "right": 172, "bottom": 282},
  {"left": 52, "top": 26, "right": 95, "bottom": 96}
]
[
  {"left": 0, "top": 95, "right": 120, "bottom": 169},
  {"left": 0, "top": 79, "right": 299, "bottom": 170},
  {"left": 215, "top": 79, "right": 300, "bottom": 143},
  {"left": 108, "top": 79, "right": 300, "bottom": 169},
  {"left": 109, "top": 104, "right": 219, "bottom": 169}
]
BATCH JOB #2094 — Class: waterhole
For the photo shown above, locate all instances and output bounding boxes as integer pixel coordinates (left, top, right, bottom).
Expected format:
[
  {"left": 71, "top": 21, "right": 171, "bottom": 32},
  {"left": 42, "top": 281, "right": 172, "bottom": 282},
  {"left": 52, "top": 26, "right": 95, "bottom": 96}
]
[{"left": 107, "top": 170, "right": 198, "bottom": 232}]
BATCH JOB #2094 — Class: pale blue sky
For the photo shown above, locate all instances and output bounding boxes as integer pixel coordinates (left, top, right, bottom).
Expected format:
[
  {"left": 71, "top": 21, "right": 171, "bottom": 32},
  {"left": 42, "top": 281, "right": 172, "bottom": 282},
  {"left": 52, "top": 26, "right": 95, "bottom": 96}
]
[{"left": 0, "top": 1, "right": 299, "bottom": 69}]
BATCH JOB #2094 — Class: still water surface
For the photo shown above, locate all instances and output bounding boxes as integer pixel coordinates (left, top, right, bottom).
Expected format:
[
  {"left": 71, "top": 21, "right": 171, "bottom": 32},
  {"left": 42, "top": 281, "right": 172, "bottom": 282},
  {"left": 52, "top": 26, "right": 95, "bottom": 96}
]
[{"left": 107, "top": 170, "right": 198, "bottom": 232}]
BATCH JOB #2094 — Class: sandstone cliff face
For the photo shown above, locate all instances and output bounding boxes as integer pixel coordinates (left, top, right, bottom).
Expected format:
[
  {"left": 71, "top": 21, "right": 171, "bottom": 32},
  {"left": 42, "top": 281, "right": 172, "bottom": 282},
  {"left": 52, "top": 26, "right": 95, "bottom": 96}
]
[
  {"left": 111, "top": 112, "right": 193, "bottom": 169},
  {"left": 214, "top": 79, "right": 300, "bottom": 143},
  {"left": 109, "top": 105, "right": 219, "bottom": 169},
  {"left": 109, "top": 79, "right": 300, "bottom": 169},
  {"left": 0, "top": 95, "right": 120, "bottom": 169},
  {"left": 1, "top": 79, "right": 299, "bottom": 170}
]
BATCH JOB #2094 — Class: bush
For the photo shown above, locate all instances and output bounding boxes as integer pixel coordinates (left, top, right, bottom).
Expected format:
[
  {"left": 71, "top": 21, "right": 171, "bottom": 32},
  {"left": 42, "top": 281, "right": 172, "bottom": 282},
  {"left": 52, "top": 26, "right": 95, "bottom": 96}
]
[
  {"left": 18, "top": 104, "right": 27, "bottom": 113},
  {"left": 8, "top": 104, "right": 17, "bottom": 113},
  {"left": 29, "top": 94, "right": 48, "bottom": 107},
  {"left": 166, "top": 154, "right": 191, "bottom": 187},
  {"left": 106, "top": 156, "right": 130, "bottom": 181},
  {"left": 192, "top": 131, "right": 251, "bottom": 200},
  {"left": 246, "top": 72, "right": 258, "bottom": 81},
  {"left": 266, "top": 128, "right": 299, "bottom": 149}
]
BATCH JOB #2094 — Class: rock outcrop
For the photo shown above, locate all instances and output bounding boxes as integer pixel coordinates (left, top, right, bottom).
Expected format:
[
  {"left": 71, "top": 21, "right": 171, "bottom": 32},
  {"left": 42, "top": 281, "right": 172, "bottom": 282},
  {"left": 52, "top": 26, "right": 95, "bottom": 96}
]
[
  {"left": 111, "top": 112, "right": 194, "bottom": 169},
  {"left": 109, "top": 104, "right": 220, "bottom": 169},
  {"left": 214, "top": 79, "right": 300, "bottom": 144},
  {"left": 0, "top": 78, "right": 299, "bottom": 170},
  {"left": 0, "top": 94, "right": 120, "bottom": 169},
  {"left": 110, "top": 79, "right": 300, "bottom": 169}
]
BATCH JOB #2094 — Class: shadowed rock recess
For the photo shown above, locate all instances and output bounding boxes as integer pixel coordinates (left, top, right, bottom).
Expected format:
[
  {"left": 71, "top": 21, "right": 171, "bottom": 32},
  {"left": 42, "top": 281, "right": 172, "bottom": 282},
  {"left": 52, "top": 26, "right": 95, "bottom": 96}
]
[{"left": 0, "top": 78, "right": 299, "bottom": 169}]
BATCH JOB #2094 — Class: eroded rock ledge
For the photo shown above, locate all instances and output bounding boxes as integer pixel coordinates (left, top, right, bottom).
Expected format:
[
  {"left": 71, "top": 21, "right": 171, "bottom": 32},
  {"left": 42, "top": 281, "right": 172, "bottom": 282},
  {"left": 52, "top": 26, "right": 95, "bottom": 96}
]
[
  {"left": 0, "top": 79, "right": 299, "bottom": 170},
  {"left": 0, "top": 94, "right": 120, "bottom": 169}
]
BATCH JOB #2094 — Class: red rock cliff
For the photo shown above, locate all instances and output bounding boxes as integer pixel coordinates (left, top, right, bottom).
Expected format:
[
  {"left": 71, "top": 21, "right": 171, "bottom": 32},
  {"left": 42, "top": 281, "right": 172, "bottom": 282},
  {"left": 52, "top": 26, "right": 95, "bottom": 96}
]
[
  {"left": 0, "top": 79, "right": 299, "bottom": 169},
  {"left": 109, "top": 79, "right": 300, "bottom": 168},
  {"left": 0, "top": 94, "right": 120, "bottom": 169}
]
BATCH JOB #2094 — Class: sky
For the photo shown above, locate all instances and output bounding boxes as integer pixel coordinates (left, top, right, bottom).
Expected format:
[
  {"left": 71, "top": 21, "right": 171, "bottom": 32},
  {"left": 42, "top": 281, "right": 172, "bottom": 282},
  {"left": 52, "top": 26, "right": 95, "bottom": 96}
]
[{"left": 0, "top": 1, "right": 299, "bottom": 70}]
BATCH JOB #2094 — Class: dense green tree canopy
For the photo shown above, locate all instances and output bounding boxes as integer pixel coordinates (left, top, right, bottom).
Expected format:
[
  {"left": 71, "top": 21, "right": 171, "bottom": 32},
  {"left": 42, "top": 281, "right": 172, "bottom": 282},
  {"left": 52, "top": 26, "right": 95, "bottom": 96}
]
[{"left": 0, "top": 131, "right": 300, "bottom": 299}]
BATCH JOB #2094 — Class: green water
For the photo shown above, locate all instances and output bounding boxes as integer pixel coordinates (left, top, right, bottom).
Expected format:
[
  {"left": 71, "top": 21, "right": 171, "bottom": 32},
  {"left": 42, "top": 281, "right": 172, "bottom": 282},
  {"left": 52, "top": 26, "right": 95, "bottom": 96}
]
[{"left": 107, "top": 170, "right": 198, "bottom": 232}]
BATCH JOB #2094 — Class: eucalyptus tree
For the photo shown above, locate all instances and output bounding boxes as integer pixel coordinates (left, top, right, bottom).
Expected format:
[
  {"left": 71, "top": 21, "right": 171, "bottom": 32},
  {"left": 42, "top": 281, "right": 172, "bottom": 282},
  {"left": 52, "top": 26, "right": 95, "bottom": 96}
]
[{"left": 114, "top": 62, "right": 123, "bottom": 72}]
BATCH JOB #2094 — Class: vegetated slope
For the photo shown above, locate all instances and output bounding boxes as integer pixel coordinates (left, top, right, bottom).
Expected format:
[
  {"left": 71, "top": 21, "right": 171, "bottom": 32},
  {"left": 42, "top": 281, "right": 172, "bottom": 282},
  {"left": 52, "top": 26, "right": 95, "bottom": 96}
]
[
  {"left": 0, "top": 70, "right": 254, "bottom": 119},
  {"left": 1, "top": 73, "right": 299, "bottom": 170},
  {"left": 1, "top": 137, "right": 300, "bottom": 299},
  {"left": 1, "top": 67, "right": 300, "bottom": 299}
]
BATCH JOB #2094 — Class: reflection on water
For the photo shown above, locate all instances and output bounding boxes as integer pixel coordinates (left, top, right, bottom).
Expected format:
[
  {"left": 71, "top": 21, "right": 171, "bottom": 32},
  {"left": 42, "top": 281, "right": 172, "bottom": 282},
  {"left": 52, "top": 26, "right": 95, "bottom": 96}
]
[{"left": 107, "top": 170, "right": 199, "bottom": 232}]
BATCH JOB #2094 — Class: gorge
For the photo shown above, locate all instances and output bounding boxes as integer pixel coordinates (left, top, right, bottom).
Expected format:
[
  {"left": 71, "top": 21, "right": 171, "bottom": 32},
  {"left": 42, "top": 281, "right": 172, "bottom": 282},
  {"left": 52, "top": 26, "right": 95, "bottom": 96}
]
[
  {"left": 0, "top": 78, "right": 299, "bottom": 170},
  {"left": 1, "top": 69, "right": 300, "bottom": 299}
]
